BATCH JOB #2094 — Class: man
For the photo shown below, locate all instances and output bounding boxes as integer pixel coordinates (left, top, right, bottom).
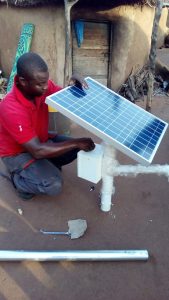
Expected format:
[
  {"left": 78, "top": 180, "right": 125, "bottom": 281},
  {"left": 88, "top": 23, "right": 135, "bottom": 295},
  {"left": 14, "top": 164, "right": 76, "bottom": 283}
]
[{"left": 0, "top": 52, "right": 95, "bottom": 200}]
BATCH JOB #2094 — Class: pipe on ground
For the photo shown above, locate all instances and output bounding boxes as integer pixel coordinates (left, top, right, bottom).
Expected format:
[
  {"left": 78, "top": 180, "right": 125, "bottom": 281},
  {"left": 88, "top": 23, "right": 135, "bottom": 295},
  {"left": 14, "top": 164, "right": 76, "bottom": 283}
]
[{"left": 0, "top": 250, "right": 149, "bottom": 261}]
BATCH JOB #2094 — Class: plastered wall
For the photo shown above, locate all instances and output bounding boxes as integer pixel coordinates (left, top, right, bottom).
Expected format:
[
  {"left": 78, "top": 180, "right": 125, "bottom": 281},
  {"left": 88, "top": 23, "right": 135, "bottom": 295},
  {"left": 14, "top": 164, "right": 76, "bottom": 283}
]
[
  {"left": 108, "top": 5, "right": 155, "bottom": 90},
  {"left": 0, "top": 5, "right": 65, "bottom": 86},
  {"left": 158, "top": 7, "right": 169, "bottom": 47}
]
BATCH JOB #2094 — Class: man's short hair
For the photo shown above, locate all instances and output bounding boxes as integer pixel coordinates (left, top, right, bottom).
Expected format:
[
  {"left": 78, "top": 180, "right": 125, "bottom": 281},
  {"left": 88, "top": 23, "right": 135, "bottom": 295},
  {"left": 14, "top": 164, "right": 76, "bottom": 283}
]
[{"left": 17, "top": 52, "right": 48, "bottom": 79}]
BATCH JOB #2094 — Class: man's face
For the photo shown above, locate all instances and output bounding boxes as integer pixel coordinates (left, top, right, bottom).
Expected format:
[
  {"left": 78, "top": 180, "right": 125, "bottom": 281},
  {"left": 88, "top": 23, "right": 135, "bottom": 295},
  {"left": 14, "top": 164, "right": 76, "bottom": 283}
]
[{"left": 19, "top": 70, "right": 49, "bottom": 98}]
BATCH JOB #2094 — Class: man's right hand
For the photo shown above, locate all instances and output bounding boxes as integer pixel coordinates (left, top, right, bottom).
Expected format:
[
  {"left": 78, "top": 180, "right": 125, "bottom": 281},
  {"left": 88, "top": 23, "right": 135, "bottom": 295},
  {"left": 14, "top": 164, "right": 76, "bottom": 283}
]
[
  {"left": 23, "top": 136, "right": 95, "bottom": 159},
  {"left": 75, "top": 138, "right": 95, "bottom": 152}
]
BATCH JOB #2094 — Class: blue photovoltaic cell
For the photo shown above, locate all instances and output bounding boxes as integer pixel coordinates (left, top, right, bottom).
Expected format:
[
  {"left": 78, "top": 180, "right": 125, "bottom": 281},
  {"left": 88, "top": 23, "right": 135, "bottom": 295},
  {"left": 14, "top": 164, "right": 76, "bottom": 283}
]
[{"left": 46, "top": 77, "right": 168, "bottom": 165}]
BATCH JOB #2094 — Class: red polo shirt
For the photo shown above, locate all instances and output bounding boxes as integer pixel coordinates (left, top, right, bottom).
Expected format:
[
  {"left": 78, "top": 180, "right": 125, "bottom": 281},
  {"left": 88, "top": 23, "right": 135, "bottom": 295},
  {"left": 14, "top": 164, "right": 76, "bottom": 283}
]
[{"left": 0, "top": 78, "right": 62, "bottom": 157}]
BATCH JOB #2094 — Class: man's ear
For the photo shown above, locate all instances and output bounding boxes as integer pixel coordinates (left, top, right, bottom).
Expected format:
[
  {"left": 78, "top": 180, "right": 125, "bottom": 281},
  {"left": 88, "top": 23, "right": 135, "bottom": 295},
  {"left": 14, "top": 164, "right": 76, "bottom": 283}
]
[{"left": 17, "top": 75, "right": 27, "bottom": 87}]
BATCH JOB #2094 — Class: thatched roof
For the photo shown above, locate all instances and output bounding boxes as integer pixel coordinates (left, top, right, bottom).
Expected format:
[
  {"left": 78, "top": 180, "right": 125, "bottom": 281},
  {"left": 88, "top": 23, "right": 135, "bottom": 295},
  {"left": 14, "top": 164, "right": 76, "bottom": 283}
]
[
  {"left": 0, "top": 0, "right": 156, "bottom": 7},
  {"left": 0, "top": 0, "right": 60, "bottom": 6}
]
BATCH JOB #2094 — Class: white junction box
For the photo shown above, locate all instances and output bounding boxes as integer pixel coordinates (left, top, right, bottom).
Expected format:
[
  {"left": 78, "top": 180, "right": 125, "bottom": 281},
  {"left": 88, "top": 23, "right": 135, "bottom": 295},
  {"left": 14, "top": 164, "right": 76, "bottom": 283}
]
[{"left": 77, "top": 143, "right": 104, "bottom": 184}]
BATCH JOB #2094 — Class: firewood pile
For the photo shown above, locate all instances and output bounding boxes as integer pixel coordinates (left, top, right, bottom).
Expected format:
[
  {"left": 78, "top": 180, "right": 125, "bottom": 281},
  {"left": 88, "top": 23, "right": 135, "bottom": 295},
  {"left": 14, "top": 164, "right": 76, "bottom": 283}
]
[
  {"left": 0, "top": 70, "right": 7, "bottom": 100},
  {"left": 118, "top": 64, "right": 167, "bottom": 103}
]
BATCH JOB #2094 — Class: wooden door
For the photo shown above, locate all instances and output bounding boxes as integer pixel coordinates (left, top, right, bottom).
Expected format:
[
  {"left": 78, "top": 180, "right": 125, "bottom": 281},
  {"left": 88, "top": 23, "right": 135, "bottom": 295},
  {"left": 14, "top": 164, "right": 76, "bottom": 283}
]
[{"left": 72, "top": 21, "right": 110, "bottom": 86}]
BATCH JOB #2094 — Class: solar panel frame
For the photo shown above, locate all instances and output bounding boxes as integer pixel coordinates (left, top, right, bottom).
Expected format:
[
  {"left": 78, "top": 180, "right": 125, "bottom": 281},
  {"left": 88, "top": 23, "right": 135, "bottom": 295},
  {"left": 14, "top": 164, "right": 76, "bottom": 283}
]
[{"left": 46, "top": 77, "right": 168, "bottom": 166}]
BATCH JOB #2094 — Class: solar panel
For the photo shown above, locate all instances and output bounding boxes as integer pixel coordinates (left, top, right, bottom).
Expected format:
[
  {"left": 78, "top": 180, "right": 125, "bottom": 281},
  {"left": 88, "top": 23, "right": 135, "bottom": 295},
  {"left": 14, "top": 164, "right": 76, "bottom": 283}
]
[{"left": 46, "top": 77, "right": 168, "bottom": 166}]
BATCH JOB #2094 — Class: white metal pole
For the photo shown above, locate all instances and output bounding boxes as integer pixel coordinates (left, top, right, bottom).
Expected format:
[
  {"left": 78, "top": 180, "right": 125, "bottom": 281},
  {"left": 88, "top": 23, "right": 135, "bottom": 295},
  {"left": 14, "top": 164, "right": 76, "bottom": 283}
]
[{"left": 0, "top": 250, "right": 149, "bottom": 261}]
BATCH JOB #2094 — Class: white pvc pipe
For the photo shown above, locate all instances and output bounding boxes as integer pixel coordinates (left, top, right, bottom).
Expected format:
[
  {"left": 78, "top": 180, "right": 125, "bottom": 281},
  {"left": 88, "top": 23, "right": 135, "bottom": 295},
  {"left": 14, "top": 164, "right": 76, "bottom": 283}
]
[
  {"left": 0, "top": 250, "right": 149, "bottom": 261},
  {"left": 109, "top": 164, "right": 169, "bottom": 180},
  {"left": 101, "top": 143, "right": 118, "bottom": 212},
  {"left": 101, "top": 175, "right": 115, "bottom": 212},
  {"left": 100, "top": 142, "right": 169, "bottom": 212}
]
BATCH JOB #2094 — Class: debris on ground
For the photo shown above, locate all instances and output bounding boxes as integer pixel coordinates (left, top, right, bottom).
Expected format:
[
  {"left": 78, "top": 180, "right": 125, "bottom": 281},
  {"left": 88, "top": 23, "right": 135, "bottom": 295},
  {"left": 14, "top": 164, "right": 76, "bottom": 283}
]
[
  {"left": 17, "top": 208, "right": 23, "bottom": 215},
  {"left": 90, "top": 186, "right": 95, "bottom": 192},
  {"left": 0, "top": 70, "right": 7, "bottom": 100}
]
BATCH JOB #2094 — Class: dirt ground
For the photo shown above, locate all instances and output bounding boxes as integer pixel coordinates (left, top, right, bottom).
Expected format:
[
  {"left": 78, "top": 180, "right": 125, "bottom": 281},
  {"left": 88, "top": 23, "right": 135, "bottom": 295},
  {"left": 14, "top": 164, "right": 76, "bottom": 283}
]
[{"left": 0, "top": 50, "right": 169, "bottom": 300}]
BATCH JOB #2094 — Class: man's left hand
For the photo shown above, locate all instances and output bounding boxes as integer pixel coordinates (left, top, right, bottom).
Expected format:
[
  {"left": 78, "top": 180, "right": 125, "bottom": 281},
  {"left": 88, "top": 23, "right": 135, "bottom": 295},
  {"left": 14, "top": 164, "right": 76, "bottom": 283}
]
[{"left": 69, "top": 74, "right": 88, "bottom": 89}]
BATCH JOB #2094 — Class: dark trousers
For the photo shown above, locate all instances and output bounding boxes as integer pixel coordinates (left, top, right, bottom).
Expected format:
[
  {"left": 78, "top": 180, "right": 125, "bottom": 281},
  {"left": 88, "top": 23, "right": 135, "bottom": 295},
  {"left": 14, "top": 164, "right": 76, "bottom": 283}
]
[{"left": 2, "top": 135, "right": 79, "bottom": 196}]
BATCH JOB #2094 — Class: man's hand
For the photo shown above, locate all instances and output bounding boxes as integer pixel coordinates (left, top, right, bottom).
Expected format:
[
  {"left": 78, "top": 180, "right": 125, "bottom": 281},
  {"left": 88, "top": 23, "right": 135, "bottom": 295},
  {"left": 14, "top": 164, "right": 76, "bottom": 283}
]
[
  {"left": 76, "top": 138, "right": 95, "bottom": 152},
  {"left": 23, "top": 136, "right": 95, "bottom": 159},
  {"left": 69, "top": 74, "right": 88, "bottom": 89}
]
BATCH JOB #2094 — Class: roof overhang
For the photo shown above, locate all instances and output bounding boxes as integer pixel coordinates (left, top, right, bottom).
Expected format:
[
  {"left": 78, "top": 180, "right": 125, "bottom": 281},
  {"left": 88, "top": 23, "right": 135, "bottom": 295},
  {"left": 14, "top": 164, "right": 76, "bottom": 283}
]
[{"left": 0, "top": 0, "right": 156, "bottom": 8}]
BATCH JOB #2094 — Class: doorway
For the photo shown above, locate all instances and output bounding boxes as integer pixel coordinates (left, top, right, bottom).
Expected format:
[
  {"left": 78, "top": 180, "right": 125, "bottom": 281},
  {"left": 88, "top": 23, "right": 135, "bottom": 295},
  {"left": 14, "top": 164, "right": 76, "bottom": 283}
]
[{"left": 72, "top": 21, "right": 111, "bottom": 86}]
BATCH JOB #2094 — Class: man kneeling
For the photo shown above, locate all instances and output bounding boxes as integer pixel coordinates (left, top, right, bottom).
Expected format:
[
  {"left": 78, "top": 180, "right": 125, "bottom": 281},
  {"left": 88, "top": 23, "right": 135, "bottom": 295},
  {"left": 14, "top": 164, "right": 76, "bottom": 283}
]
[{"left": 0, "top": 52, "right": 95, "bottom": 200}]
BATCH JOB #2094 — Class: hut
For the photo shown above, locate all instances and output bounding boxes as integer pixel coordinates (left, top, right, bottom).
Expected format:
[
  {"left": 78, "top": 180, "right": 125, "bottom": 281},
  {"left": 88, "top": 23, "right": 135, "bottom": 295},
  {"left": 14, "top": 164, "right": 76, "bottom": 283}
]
[
  {"left": 0, "top": 0, "right": 168, "bottom": 89},
  {"left": 0, "top": 0, "right": 168, "bottom": 130}
]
